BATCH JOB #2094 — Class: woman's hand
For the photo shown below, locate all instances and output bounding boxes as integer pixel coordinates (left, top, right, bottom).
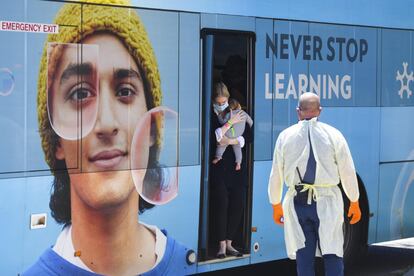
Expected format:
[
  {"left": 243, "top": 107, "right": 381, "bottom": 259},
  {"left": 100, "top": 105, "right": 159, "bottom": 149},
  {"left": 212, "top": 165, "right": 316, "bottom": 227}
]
[
  {"left": 217, "top": 111, "right": 246, "bottom": 140},
  {"left": 219, "top": 136, "right": 238, "bottom": 145},
  {"left": 228, "top": 110, "right": 245, "bottom": 125}
]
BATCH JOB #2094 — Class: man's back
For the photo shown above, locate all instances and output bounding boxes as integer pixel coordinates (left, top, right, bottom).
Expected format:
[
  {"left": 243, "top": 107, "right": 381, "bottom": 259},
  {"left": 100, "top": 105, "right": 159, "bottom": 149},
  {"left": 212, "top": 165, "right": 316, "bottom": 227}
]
[
  {"left": 276, "top": 117, "right": 355, "bottom": 191},
  {"left": 268, "top": 93, "right": 362, "bottom": 274}
]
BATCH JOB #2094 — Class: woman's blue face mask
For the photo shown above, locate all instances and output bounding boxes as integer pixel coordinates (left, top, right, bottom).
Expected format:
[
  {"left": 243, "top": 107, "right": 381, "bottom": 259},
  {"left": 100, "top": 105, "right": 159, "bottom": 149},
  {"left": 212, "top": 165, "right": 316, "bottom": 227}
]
[{"left": 213, "top": 101, "right": 228, "bottom": 113}]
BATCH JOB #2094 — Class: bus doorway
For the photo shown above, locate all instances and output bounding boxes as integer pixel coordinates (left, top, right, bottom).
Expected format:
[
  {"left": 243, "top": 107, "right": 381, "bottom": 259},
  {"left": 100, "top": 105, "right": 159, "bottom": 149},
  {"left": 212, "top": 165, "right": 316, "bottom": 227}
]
[{"left": 199, "top": 29, "right": 255, "bottom": 262}]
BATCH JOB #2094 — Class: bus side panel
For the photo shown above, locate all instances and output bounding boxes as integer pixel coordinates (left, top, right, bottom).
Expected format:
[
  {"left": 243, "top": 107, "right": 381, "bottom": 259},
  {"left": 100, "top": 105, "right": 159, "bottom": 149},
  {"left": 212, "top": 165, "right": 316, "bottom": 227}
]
[
  {"left": 137, "top": 10, "right": 201, "bottom": 272},
  {"left": 254, "top": 18, "right": 273, "bottom": 161},
  {"left": 377, "top": 29, "right": 414, "bottom": 241},
  {"left": 377, "top": 107, "right": 414, "bottom": 242},
  {"left": 200, "top": 13, "right": 255, "bottom": 32},
  {"left": 0, "top": 0, "right": 76, "bottom": 176},
  {"left": 378, "top": 27, "right": 414, "bottom": 243},
  {"left": 0, "top": 178, "right": 26, "bottom": 274},
  {"left": 308, "top": 24, "right": 377, "bottom": 107},
  {"left": 250, "top": 18, "right": 296, "bottom": 264},
  {"left": 250, "top": 161, "right": 287, "bottom": 263},
  {"left": 22, "top": 176, "right": 63, "bottom": 270},
  {"left": 0, "top": 1, "right": 66, "bottom": 273},
  {"left": 138, "top": 9, "right": 179, "bottom": 111},
  {"left": 380, "top": 29, "right": 414, "bottom": 109},
  {"left": 178, "top": 12, "right": 200, "bottom": 166},
  {"left": 0, "top": 0, "right": 27, "bottom": 175},
  {"left": 380, "top": 31, "right": 414, "bottom": 162},
  {"left": 321, "top": 107, "right": 381, "bottom": 244},
  {"left": 133, "top": 0, "right": 414, "bottom": 31},
  {"left": 272, "top": 20, "right": 309, "bottom": 150},
  {"left": 380, "top": 108, "right": 414, "bottom": 163},
  {"left": 26, "top": 0, "right": 66, "bottom": 173},
  {"left": 378, "top": 161, "right": 414, "bottom": 242},
  {"left": 140, "top": 165, "right": 201, "bottom": 272}
]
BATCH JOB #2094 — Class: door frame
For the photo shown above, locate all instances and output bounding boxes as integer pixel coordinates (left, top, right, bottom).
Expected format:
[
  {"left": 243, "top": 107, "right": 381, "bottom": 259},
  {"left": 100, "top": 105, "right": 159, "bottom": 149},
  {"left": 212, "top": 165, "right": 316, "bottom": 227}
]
[{"left": 198, "top": 28, "right": 256, "bottom": 261}]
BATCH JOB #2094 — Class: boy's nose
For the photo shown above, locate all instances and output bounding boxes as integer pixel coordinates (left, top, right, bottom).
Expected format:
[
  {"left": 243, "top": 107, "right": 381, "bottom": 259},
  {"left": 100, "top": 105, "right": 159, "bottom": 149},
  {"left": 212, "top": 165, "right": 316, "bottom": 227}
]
[{"left": 94, "top": 85, "right": 119, "bottom": 137}]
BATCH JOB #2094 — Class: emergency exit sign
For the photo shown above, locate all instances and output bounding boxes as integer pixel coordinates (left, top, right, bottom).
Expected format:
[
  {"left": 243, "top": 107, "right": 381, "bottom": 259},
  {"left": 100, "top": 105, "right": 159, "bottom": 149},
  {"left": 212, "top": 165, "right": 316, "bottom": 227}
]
[{"left": 0, "top": 20, "right": 59, "bottom": 34}]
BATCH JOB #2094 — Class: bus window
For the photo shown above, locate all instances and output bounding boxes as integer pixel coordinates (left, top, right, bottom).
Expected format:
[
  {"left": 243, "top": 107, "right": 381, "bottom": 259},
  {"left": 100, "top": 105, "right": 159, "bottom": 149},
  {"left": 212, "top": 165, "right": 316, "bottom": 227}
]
[{"left": 199, "top": 29, "right": 255, "bottom": 261}]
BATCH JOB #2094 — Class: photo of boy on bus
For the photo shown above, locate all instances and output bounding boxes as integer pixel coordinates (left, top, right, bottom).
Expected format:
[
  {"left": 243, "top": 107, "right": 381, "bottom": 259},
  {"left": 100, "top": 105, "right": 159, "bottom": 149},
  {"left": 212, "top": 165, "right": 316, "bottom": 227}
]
[{"left": 24, "top": 0, "right": 191, "bottom": 275}]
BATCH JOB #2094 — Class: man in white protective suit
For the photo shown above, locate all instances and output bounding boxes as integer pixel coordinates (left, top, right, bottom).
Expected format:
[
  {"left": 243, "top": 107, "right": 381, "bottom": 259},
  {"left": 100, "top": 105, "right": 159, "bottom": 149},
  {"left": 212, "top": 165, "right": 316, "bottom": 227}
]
[{"left": 268, "top": 92, "right": 361, "bottom": 276}]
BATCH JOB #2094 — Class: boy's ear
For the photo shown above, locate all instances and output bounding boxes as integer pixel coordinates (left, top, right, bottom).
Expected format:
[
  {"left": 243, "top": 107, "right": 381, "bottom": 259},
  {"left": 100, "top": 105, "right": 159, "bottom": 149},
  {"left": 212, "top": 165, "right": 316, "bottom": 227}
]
[{"left": 55, "top": 140, "right": 65, "bottom": 160}]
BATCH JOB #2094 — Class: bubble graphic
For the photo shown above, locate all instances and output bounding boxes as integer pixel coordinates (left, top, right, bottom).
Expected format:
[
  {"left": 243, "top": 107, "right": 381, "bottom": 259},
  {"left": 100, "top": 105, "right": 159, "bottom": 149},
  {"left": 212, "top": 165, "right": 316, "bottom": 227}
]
[
  {"left": 47, "top": 43, "right": 99, "bottom": 140},
  {"left": 0, "top": 68, "right": 15, "bottom": 97},
  {"left": 131, "top": 106, "right": 179, "bottom": 205}
]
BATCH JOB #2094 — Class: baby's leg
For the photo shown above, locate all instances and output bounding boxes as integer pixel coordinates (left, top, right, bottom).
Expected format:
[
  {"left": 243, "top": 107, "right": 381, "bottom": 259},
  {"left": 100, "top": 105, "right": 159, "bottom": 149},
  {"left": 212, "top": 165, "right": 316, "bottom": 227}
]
[
  {"left": 232, "top": 144, "right": 242, "bottom": 170},
  {"left": 213, "top": 144, "right": 227, "bottom": 164}
]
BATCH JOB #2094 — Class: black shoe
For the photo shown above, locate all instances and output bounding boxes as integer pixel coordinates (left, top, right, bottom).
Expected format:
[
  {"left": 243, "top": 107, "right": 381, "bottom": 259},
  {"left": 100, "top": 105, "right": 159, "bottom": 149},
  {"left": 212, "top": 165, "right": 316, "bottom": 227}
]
[
  {"left": 226, "top": 249, "right": 242, "bottom": 257},
  {"left": 216, "top": 253, "right": 226, "bottom": 259}
]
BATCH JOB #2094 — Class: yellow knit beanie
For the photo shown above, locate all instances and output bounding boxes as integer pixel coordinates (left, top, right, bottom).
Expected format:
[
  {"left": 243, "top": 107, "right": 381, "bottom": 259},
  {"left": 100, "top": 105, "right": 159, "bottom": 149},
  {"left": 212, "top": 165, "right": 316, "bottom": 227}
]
[{"left": 38, "top": 0, "right": 162, "bottom": 170}]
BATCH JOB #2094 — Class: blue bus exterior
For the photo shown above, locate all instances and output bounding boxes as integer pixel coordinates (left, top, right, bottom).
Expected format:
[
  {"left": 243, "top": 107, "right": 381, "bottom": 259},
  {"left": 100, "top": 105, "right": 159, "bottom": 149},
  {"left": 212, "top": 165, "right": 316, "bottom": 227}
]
[{"left": 0, "top": 0, "right": 413, "bottom": 274}]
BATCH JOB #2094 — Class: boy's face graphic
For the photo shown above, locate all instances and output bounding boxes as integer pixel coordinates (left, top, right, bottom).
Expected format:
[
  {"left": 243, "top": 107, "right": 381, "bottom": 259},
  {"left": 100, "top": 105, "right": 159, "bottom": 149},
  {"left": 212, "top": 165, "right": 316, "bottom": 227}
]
[{"left": 52, "top": 33, "right": 149, "bottom": 209}]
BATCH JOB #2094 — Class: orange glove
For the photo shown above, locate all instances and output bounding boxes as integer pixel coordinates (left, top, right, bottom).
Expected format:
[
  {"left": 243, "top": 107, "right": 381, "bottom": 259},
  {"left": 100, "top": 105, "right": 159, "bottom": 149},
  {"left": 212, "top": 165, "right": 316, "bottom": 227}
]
[
  {"left": 272, "top": 203, "right": 284, "bottom": 225},
  {"left": 347, "top": 201, "right": 361, "bottom": 224}
]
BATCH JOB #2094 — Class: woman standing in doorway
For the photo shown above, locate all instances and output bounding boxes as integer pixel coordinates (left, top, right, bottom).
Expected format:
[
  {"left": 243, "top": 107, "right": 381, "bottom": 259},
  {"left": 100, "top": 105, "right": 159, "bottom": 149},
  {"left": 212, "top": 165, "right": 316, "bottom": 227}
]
[{"left": 210, "top": 82, "right": 251, "bottom": 259}]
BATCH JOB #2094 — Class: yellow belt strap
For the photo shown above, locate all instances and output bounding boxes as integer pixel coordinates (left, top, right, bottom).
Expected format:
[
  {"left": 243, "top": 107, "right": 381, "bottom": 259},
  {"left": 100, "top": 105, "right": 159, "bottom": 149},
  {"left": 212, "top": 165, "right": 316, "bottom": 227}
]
[{"left": 296, "top": 183, "right": 337, "bottom": 205}]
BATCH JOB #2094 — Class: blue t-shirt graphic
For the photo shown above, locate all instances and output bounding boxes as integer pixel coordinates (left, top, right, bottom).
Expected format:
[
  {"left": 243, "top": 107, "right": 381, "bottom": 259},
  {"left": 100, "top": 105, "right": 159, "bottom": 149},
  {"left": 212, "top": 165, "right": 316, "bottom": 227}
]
[{"left": 23, "top": 230, "right": 192, "bottom": 276}]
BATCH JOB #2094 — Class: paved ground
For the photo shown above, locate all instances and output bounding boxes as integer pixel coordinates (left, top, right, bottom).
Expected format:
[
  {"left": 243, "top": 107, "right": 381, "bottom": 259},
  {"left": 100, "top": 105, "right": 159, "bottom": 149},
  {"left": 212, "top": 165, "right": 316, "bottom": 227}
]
[
  {"left": 347, "top": 245, "right": 414, "bottom": 276},
  {"left": 199, "top": 238, "right": 414, "bottom": 275}
]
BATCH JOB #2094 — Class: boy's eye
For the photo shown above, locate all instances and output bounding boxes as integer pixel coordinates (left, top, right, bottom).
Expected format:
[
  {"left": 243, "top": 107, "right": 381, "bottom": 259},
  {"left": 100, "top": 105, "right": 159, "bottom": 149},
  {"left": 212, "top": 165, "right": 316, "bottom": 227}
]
[
  {"left": 117, "top": 87, "right": 135, "bottom": 97},
  {"left": 72, "top": 89, "right": 91, "bottom": 100},
  {"left": 116, "top": 84, "right": 137, "bottom": 100},
  {"left": 67, "top": 84, "right": 95, "bottom": 102}
]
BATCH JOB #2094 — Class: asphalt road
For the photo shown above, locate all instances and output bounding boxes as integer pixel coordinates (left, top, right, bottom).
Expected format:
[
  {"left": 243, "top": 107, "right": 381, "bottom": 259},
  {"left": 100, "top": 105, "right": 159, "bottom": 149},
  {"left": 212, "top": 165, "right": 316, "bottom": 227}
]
[
  {"left": 346, "top": 245, "right": 414, "bottom": 276},
  {"left": 199, "top": 242, "right": 414, "bottom": 275}
]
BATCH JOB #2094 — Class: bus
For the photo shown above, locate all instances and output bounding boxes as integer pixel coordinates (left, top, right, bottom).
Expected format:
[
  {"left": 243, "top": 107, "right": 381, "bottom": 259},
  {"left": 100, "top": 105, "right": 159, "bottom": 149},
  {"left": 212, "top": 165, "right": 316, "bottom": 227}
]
[{"left": 0, "top": 0, "right": 413, "bottom": 274}]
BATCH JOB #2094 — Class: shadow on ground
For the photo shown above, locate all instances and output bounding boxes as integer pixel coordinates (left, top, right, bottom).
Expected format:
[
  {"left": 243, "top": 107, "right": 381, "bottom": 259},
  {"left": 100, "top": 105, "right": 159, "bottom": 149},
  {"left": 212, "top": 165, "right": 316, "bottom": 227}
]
[{"left": 198, "top": 245, "right": 414, "bottom": 276}]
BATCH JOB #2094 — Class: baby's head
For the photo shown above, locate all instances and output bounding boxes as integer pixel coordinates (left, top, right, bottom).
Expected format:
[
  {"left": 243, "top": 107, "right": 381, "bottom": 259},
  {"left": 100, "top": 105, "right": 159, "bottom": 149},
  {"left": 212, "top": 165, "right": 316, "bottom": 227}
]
[{"left": 228, "top": 98, "right": 241, "bottom": 110}]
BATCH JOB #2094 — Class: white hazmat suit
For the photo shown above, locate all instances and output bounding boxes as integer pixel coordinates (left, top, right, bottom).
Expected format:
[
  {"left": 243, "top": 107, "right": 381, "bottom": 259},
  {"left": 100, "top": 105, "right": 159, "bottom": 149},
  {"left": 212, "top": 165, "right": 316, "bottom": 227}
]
[{"left": 268, "top": 117, "right": 359, "bottom": 259}]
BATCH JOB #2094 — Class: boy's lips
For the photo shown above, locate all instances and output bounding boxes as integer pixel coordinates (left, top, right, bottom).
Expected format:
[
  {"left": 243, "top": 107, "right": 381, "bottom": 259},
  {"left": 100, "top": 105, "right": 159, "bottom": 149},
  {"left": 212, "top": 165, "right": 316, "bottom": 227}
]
[{"left": 89, "top": 149, "right": 127, "bottom": 169}]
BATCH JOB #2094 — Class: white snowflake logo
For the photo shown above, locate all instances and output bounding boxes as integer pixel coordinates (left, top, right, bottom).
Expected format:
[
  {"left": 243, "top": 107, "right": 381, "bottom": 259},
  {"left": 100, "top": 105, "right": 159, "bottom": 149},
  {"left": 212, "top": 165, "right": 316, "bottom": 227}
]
[{"left": 396, "top": 62, "right": 414, "bottom": 99}]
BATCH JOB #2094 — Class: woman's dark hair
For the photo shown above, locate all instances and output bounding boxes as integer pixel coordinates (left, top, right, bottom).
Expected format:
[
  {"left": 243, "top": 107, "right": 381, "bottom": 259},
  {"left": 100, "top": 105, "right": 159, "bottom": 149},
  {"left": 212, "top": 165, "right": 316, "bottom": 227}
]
[{"left": 49, "top": 63, "right": 158, "bottom": 225}]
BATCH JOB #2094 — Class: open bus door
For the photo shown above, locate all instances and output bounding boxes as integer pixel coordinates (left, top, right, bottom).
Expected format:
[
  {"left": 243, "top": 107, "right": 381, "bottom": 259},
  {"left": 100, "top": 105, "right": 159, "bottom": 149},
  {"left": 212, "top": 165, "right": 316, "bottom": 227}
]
[{"left": 198, "top": 29, "right": 255, "bottom": 262}]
